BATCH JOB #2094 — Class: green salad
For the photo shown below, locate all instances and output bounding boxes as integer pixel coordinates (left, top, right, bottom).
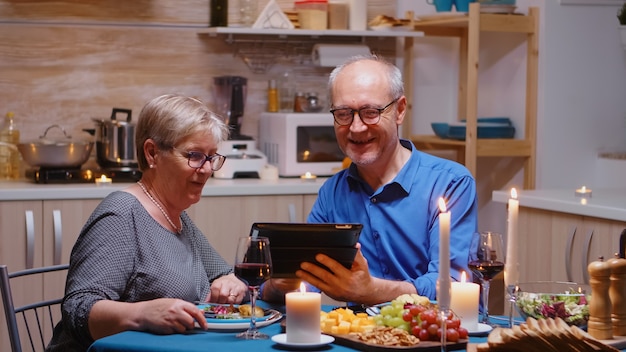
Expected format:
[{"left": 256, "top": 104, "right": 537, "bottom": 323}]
[{"left": 515, "top": 291, "right": 590, "bottom": 327}]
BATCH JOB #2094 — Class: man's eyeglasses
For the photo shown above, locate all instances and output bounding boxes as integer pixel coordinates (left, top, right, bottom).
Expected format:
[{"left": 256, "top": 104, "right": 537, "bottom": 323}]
[
  {"left": 330, "top": 98, "right": 399, "bottom": 126},
  {"left": 175, "top": 149, "right": 227, "bottom": 171}
]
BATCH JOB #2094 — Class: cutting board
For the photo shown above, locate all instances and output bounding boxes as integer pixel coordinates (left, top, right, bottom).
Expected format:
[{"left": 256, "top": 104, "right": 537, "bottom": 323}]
[{"left": 330, "top": 334, "right": 468, "bottom": 351}]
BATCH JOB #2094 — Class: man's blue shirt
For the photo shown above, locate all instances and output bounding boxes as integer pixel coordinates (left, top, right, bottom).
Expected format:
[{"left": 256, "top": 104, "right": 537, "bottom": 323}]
[{"left": 307, "top": 139, "right": 478, "bottom": 299}]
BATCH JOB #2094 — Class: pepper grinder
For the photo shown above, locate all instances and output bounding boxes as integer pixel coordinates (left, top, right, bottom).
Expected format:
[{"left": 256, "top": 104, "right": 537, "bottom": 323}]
[
  {"left": 588, "top": 256, "right": 613, "bottom": 340},
  {"left": 608, "top": 253, "right": 626, "bottom": 336}
]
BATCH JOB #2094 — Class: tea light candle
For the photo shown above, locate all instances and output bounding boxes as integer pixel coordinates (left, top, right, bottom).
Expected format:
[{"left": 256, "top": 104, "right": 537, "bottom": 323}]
[
  {"left": 95, "top": 175, "right": 112, "bottom": 186},
  {"left": 575, "top": 186, "right": 592, "bottom": 198},
  {"left": 437, "top": 197, "right": 451, "bottom": 311},
  {"left": 285, "top": 282, "right": 321, "bottom": 343},
  {"left": 450, "top": 271, "right": 479, "bottom": 332},
  {"left": 300, "top": 172, "right": 317, "bottom": 182}
]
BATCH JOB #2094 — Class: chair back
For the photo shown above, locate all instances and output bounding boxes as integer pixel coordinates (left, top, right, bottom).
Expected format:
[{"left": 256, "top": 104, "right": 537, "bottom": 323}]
[{"left": 0, "top": 264, "right": 69, "bottom": 352}]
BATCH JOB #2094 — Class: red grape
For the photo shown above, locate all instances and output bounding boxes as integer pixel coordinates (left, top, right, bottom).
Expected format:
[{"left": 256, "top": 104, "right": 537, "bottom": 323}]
[
  {"left": 446, "top": 328, "right": 460, "bottom": 342},
  {"left": 457, "top": 327, "right": 469, "bottom": 339}
]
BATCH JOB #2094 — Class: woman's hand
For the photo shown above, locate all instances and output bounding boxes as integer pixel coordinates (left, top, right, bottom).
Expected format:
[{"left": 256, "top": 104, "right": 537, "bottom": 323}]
[
  {"left": 89, "top": 298, "right": 208, "bottom": 339},
  {"left": 136, "top": 298, "right": 208, "bottom": 333},
  {"left": 206, "top": 273, "right": 248, "bottom": 304}
]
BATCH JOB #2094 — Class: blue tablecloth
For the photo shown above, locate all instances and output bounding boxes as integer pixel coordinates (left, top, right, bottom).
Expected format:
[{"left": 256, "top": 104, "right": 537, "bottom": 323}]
[
  {"left": 86, "top": 306, "right": 626, "bottom": 352},
  {"left": 87, "top": 321, "right": 493, "bottom": 352}
]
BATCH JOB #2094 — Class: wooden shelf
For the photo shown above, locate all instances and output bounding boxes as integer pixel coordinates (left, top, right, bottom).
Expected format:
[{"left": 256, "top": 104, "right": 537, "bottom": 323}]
[
  {"left": 407, "top": 3, "right": 539, "bottom": 189},
  {"left": 197, "top": 27, "right": 424, "bottom": 38},
  {"left": 412, "top": 135, "right": 532, "bottom": 157}
]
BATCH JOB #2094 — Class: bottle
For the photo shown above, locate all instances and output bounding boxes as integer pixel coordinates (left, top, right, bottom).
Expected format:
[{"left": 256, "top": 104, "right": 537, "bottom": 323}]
[
  {"left": 0, "top": 112, "right": 21, "bottom": 180},
  {"left": 305, "top": 92, "right": 321, "bottom": 112},
  {"left": 210, "top": 0, "right": 228, "bottom": 27},
  {"left": 278, "top": 70, "right": 295, "bottom": 112},
  {"left": 294, "top": 92, "right": 306, "bottom": 113},
  {"left": 267, "top": 79, "right": 279, "bottom": 112},
  {"left": 608, "top": 254, "right": 626, "bottom": 336},
  {"left": 587, "top": 256, "right": 613, "bottom": 340}
]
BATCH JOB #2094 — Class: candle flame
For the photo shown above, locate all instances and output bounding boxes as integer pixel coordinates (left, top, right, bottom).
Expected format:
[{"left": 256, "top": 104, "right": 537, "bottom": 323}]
[
  {"left": 581, "top": 186, "right": 586, "bottom": 192},
  {"left": 299, "top": 282, "right": 306, "bottom": 293},
  {"left": 305, "top": 172, "right": 311, "bottom": 177},
  {"left": 438, "top": 198, "right": 447, "bottom": 213},
  {"left": 100, "top": 175, "right": 108, "bottom": 181},
  {"left": 461, "top": 271, "right": 467, "bottom": 283},
  {"left": 510, "top": 188, "right": 517, "bottom": 199}
]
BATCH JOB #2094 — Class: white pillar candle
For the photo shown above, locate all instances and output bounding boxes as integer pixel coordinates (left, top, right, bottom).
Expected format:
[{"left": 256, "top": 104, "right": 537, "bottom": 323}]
[
  {"left": 450, "top": 271, "right": 480, "bottom": 332},
  {"left": 504, "top": 188, "right": 519, "bottom": 288},
  {"left": 285, "top": 282, "right": 321, "bottom": 343},
  {"left": 437, "top": 197, "right": 451, "bottom": 311}
]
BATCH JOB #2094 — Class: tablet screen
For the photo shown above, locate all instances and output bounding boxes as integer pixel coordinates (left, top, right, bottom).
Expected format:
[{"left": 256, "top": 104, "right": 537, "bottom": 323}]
[{"left": 249, "top": 223, "right": 362, "bottom": 278}]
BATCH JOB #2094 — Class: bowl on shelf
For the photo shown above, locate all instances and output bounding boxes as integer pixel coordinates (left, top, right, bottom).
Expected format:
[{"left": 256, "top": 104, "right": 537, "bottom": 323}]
[
  {"left": 430, "top": 117, "right": 515, "bottom": 140},
  {"left": 514, "top": 281, "right": 590, "bottom": 328},
  {"left": 431, "top": 123, "right": 450, "bottom": 139}
]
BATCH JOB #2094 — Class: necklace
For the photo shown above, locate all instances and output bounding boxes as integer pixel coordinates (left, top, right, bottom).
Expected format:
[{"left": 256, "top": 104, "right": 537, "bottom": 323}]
[{"left": 137, "top": 180, "right": 181, "bottom": 234}]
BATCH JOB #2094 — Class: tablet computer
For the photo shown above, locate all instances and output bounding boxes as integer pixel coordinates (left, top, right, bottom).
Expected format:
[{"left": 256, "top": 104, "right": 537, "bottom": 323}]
[{"left": 249, "top": 222, "right": 362, "bottom": 278}]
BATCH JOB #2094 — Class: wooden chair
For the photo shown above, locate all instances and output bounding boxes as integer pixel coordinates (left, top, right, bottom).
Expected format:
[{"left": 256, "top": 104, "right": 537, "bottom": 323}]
[{"left": 0, "top": 264, "right": 69, "bottom": 352}]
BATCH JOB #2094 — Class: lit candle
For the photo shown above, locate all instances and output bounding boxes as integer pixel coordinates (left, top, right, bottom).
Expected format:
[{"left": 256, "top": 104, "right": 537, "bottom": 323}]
[
  {"left": 285, "top": 282, "right": 321, "bottom": 343},
  {"left": 575, "top": 186, "right": 592, "bottom": 198},
  {"left": 450, "top": 271, "right": 480, "bottom": 332},
  {"left": 437, "top": 197, "right": 451, "bottom": 311},
  {"left": 95, "top": 175, "right": 112, "bottom": 186},
  {"left": 504, "top": 188, "right": 519, "bottom": 288},
  {"left": 300, "top": 172, "right": 317, "bottom": 182}
]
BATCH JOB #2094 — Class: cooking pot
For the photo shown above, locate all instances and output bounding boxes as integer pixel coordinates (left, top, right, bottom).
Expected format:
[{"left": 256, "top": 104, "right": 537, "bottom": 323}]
[
  {"left": 15, "top": 124, "right": 94, "bottom": 168},
  {"left": 92, "top": 108, "right": 138, "bottom": 170}
]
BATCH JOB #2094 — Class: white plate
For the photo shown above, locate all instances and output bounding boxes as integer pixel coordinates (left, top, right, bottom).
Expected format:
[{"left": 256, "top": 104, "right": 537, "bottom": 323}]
[
  {"left": 417, "top": 12, "right": 467, "bottom": 21},
  {"left": 197, "top": 308, "right": 283, "bottom": 330},
  {"left": 271, "top": 333, "right": 335, "bottom": 348},
  {"left": 468, "top": 323, "right": 493, "bottom": 336}
]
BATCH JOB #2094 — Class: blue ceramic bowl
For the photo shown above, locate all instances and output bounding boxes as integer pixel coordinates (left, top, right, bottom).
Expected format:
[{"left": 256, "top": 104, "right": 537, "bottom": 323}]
[{"left": 431, "top": 123, "right": 450, "bottom": 139}]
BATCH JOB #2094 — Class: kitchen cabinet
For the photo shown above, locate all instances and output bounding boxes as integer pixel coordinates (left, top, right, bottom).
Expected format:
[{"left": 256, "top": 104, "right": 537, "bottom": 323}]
[
  {"left": 517, "top": 206, "right": 626, "bottom": 285},
  {"left": 410, "top": 3, "right": 539, "bottom": 190},
  {"left": 0, "top": 199, "right": 100, "bottom": 352}
]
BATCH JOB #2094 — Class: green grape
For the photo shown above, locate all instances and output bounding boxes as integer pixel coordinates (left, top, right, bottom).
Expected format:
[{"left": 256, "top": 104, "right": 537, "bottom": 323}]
[
  {"left": 379, "top": 305, "right": 394, "bottom": 316},
  {"left": 387, "top": 316, "right": 405, "bottom": 328}
]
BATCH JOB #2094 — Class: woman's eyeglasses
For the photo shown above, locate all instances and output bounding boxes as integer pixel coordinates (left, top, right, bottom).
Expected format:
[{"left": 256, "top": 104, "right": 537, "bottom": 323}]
[
  {"left": 175, "top": 149, "right": 226, "bottom": 171},
  {"left": 330, "top": 98, "right": 399, "bottom": 126}
]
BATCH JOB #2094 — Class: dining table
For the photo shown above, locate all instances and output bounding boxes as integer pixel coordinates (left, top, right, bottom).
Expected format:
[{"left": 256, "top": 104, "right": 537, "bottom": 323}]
[{"left": 87, "top": 303, "right": 626, "bottom": 352}]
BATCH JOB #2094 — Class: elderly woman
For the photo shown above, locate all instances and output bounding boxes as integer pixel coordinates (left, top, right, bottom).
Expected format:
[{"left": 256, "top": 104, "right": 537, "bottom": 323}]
[{"left": 46, "top": 94, "right": 248, "bottom": 351}]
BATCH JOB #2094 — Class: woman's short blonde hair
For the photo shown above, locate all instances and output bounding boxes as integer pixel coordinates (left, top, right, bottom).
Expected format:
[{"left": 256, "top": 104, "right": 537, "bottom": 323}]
[{"left": 135, "top": 94, "right": 229, "bottom": 171}]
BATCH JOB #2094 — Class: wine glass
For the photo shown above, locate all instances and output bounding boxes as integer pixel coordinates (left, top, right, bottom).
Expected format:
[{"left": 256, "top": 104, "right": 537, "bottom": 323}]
[
  {"left": 234, "top": 236, "right": 273, "bottom": 339},
  {"left": 468, "top": 231, "right": 505, "bottom": 326}
]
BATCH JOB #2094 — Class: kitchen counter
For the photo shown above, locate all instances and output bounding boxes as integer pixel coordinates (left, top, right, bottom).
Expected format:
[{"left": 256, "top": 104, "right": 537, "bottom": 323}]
[
  {"left": 0, "top": 177, "right": 326, "bottom": 201},
  {"left": 492, "top": 188, "right": 626, "bottom": 222}
]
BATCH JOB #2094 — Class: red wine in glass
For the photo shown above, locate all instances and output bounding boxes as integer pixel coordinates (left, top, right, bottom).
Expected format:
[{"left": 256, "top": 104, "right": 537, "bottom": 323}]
[
  {"left": 234, "top": 263, "right": 271, "bottom": 287},
  {"left": 468, "top": 260, "right": 505, "bottom": 281},
  {"left": 468, "top": 231, "right": 505, "bottom": 325},
  {"left": 234, "top": 236, "right": 272, "bottom": 340}
]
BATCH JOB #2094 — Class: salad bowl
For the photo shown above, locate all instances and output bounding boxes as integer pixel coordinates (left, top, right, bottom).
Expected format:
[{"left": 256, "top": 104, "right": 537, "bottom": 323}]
[{"left": 514, "top": 281, "right": 590, "bottom": 328}]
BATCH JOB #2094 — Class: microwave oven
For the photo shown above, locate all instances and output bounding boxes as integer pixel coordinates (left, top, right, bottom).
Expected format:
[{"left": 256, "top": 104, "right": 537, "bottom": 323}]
[{"left": 258, "top": 113, "right": 344, "bottom": 177}]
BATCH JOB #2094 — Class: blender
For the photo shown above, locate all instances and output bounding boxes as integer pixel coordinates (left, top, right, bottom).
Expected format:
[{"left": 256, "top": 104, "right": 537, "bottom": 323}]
[{"left": 212, "top": 75, "right": 267, "bottom": 179}]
